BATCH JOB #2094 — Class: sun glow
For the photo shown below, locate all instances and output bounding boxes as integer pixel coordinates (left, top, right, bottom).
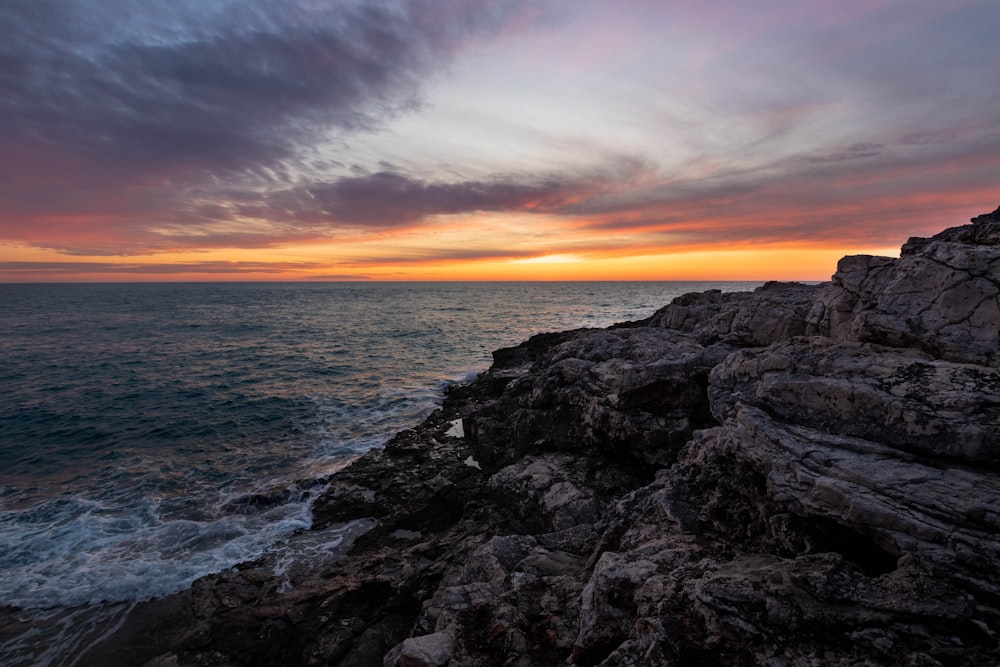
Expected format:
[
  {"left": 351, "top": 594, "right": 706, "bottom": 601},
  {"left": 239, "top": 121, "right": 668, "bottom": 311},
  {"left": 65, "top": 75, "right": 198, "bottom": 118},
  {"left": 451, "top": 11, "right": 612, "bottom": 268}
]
[
  {"left": 1, "top": 232, "right": 905, "bottom": 282},
  {"left": 510, "top": 254, "right": 582, "bottom": 264}
]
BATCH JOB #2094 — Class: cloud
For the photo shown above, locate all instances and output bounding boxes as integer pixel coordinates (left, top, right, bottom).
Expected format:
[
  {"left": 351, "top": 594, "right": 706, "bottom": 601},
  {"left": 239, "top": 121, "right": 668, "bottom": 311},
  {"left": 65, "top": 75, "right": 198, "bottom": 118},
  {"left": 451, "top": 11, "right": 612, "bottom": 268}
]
[
  {"left": 0, "top": 261, "right": 327, "bottom": 281},
  {"left": 298, "top": 274, "right": 372, "bottom": 281},
  {"left": 1, "top": 0, "right": 542, "bottom": 170},
  {"left": 3, "top": 152, "right": 650, "bottom": 254},
  {"left": 0, "top": 260, "right": 322, "bottom": 276},
  {"left": 0, "top": 0, "right": 547, "bottom": 246},
  {"left": 283, "top": 169, "right": 608, "bottom": 228},
  {"left": 797, "top": 142, "right": 885, "bottom": 164},
  {"left": 2, "top": 0, "right": 999, "bottom": 273},
  {"left": 552, "top": 129, "right": 1000, "bottom": 250},
  {"left": 336, "top": 246, "right": 543, "bottom": 268}
]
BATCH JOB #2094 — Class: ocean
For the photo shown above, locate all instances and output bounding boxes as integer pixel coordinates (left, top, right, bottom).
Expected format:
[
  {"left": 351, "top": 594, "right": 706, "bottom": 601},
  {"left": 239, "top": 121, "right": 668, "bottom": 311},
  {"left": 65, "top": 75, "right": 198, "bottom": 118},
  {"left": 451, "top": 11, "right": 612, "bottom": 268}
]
[{"left": 0, "top": 281, "right": 760, "bottom": 664}]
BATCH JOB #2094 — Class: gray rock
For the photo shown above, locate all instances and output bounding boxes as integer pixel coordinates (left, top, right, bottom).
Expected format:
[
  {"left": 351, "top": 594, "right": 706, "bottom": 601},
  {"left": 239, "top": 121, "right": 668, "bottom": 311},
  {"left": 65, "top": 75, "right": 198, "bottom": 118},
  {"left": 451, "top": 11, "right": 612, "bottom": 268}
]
[
  {"left": 383, "top": 632, "right": 453, "bottom": 667},
  {"left": 709, "top": 337, "right": 1000, "bottom": 463},
  {"left": 648, "top": 281, "right": 822, "bottom": 346},
  {"left": 64, "top": 205, "right": 1000, "bottom": 667},
  {"left": 570, "top": 415, "right": 999, "bottom": 665},
  {"left": 809, "top": 206, "right": 1000, "bottom": 365},
  {"left": 487, "top": 454, "right": 601, "bottom": 532},
  {"left": 467, "top": 327, "right": 731, "bottom": 470},
  {"left": 411, "top": 532, "right": 587, "bottom": 666}
]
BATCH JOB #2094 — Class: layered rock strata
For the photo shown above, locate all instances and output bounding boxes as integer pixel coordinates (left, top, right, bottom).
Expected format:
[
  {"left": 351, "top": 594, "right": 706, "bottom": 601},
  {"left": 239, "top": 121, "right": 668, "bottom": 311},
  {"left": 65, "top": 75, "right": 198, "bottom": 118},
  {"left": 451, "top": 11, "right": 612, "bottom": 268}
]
[{"left": 77, "top": 207, "right": 1000, "bottom": 666}]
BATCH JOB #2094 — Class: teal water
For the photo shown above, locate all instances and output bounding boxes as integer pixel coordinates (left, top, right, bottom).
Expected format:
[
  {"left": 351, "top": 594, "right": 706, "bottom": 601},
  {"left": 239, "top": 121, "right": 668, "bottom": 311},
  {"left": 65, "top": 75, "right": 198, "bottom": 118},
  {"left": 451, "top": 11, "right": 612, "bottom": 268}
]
[{"left": 0, "top": 281, "right": 761, "bottom": 614}]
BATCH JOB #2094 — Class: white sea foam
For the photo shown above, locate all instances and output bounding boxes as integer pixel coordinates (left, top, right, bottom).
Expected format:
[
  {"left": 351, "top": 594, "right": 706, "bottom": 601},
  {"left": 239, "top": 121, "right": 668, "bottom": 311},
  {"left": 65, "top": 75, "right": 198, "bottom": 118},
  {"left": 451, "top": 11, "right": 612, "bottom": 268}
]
[
  {"left": 305, "top": 384, "right": 443, "bottom": 464},
  {"left": 268, "top": 518, "right": 376, "bottom": 592},
  {"left": 0, "top": 489, "right": 314, "bottom": 610}
]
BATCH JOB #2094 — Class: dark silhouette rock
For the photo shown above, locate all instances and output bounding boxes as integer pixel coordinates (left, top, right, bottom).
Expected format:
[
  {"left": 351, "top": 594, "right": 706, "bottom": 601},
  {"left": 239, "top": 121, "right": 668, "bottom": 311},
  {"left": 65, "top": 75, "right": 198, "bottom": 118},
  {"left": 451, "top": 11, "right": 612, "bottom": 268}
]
[{"left": 69, "top": 206, "right": 1000, "bottom": 666}]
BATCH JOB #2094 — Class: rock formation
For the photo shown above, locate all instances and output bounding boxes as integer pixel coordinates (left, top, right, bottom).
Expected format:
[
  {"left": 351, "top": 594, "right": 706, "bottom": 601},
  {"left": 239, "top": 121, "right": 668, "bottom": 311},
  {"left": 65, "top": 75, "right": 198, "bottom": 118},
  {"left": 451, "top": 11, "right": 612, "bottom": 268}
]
[{"left": 76, "top": 207, "right": 1000, "bottom": 666}]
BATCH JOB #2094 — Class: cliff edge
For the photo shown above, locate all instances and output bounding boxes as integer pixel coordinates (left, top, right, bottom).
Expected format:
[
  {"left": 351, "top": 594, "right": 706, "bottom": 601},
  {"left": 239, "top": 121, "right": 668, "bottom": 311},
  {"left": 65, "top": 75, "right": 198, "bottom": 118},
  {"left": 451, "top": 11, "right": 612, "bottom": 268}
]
[{"left": 81, "top": 206, "right": 1000, "bottom": 666}]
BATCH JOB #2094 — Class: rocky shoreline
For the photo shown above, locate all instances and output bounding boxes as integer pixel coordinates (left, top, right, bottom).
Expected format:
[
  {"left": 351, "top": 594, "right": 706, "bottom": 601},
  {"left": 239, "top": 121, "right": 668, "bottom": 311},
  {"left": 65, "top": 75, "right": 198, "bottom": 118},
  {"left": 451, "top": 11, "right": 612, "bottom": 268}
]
[{"left": 79, "top": 207, "right": 1000, "bottom": 666}]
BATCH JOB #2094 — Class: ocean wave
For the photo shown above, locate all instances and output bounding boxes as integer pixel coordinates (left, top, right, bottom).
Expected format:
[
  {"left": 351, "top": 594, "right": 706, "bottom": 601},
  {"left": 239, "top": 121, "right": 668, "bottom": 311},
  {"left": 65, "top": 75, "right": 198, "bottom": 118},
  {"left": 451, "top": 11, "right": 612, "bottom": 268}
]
[{"left": 0, "top": 486, "right": 315, "bottom": 610}]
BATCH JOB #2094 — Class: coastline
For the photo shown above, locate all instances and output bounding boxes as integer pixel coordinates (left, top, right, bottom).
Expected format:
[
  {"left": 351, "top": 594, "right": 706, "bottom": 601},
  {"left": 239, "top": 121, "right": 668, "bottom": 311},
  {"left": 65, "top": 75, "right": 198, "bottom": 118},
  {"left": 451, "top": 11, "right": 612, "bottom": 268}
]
[{"left": 15, "top": 207, "right": 1000, "bottom": 665}]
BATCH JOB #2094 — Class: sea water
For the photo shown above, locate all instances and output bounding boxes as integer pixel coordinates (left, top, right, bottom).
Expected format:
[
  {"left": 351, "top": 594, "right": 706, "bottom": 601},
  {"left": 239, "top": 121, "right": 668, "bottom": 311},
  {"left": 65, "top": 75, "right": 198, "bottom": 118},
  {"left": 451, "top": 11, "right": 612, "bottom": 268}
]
[{"left": 0, "top": 281, "right": 760, "bottom": 660}]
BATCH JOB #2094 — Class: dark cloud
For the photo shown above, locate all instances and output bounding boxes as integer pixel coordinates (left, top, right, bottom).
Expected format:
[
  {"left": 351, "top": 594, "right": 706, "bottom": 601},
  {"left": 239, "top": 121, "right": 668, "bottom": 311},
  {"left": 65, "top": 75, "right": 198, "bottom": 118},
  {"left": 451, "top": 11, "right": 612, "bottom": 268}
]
[
  {"left": 0, "top": 0, "right": 541, "bottom": 242},
  {"left": 294, "top": 171, "right": 583, "bottom": 226},
  {"left": 242, "top": 155, "right": 651, "bottom": 230},
  {"left": 108, "top": 157, "right": 649, "bottom": 251},
  {"left": 798, "top": 142, "right": 884, "bottom": 164},
  {"left": 3, "top": 158, "right": 635, "bottom": 254}
]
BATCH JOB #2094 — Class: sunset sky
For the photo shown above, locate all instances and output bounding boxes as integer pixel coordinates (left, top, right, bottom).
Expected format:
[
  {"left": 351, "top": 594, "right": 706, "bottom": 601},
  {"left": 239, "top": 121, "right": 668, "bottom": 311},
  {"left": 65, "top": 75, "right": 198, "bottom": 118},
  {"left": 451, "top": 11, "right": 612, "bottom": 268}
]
[{"left": 1, "top": 0, "right": 998, "bottom": 282}]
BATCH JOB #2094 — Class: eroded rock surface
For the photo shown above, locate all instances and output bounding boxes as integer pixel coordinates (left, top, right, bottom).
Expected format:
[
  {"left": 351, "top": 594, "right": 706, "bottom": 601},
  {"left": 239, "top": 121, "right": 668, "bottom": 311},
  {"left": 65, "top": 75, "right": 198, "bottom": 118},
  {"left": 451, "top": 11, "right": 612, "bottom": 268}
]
[
  {"left": 809, "top": 205, "right": 1000, "bottom": 365},
  {"left": 74, "top": 207, "right": 1000, "bottom": 666}
]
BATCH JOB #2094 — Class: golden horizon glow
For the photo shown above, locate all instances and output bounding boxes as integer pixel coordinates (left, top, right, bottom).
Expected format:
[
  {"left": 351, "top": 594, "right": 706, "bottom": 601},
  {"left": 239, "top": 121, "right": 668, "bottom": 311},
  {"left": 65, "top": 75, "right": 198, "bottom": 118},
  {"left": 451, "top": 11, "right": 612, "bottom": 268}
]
[{"left": 1, "top": 234, "right": 901, "bottom": 283}]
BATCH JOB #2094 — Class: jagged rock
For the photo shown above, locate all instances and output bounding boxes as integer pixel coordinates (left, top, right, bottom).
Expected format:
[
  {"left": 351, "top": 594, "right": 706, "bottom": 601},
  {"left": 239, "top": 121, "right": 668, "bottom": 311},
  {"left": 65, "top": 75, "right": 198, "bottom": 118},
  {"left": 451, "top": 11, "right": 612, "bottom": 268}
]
[
  {"left": 718, "top": 405, "right": 1000, "bottom": 582},
  {"left": 67, "top": 206, "right": 1000, "bottom": 666},
  {"left": 407, "top": 533, "right": 589, "bottom": 665},
  {"left": 466, "top": 327, "right": 732, "bottom": 470},
  {"left": 571, "top": 419, "right": 1000, "bottom": 665},
  {"left": 709, "top": 337, "right": 1000, "bottom": 463},
  {"left": 487, "top": 454, "right": 601, "bottom": 533},
  {"left": 903, "top": 204, "right": 1000, "bottom": 250},
  {"left": 382, "top": 632, "right": 453, "bottom": 667},
  {"left": 808, "top": 206, "right": 1000, "bottom": 365},
  {"left": 646, "top": 281, "right": 821, "bottom": 346}
]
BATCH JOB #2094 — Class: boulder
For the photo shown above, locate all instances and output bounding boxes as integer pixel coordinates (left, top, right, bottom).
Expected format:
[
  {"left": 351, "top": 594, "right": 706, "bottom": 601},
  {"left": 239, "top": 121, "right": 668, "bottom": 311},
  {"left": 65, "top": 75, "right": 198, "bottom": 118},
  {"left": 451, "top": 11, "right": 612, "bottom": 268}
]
[
  {"left": 466, "top": 327, "right": 731, "bottom": 470},
  {"left": 647, "top": 281, "right": 822, "bottom": 346},
  {"left": 383, "top": 632, "right": 453, "bottom": 667},
  {"left": 709, "top": 337, "right": 1000, "bottom": 463},
  {"left": 808, "top": 205, "right": 1000, "bottom": 365}
]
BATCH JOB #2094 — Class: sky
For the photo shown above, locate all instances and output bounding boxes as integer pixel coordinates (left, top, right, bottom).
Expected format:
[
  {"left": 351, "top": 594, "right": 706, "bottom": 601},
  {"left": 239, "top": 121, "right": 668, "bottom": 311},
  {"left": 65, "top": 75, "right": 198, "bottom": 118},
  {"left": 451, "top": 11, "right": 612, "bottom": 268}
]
[{"left": 1, "top": 0, "right": 998, "bottom": 282}]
